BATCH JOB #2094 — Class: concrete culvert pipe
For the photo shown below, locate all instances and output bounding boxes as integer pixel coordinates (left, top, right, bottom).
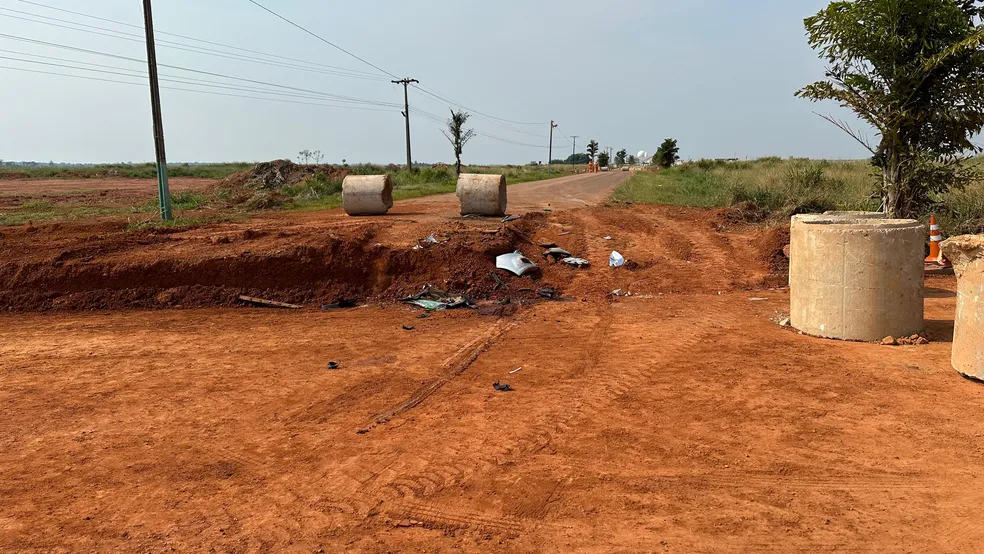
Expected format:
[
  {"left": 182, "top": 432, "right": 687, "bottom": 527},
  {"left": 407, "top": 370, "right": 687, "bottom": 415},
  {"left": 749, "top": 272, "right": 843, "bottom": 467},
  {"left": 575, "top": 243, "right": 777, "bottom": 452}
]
[
  {"left": 941, "top": 235, "right": 984, "bottom": 380},
  {"left": 342, "top": 175, "right": 394, "bottom": 216},
  {"left": 457, "top": 173, "right": 506, "bottom": 216},
  {"left": 789, "top": 217, "right": 925, "bottom": 341}
]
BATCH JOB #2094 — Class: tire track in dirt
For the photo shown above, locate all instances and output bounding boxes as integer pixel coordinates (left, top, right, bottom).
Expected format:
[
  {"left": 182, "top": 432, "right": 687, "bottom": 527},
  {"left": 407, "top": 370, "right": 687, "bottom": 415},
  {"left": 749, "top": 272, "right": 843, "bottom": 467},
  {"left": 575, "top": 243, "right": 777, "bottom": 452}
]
[
  {"left": 357, "top": 318, "right": 523, "bottom": 434},
  {"left": 353, "top": 209, "right": 758, "bottom": 533}
]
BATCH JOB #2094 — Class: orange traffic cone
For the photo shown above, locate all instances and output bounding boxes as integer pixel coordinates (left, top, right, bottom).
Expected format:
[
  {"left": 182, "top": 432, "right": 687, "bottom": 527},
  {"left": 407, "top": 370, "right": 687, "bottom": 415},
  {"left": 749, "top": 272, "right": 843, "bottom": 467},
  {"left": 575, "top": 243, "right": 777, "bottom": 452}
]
[{"left": 925, "top": 215, "right": 951, "bottom": 266}]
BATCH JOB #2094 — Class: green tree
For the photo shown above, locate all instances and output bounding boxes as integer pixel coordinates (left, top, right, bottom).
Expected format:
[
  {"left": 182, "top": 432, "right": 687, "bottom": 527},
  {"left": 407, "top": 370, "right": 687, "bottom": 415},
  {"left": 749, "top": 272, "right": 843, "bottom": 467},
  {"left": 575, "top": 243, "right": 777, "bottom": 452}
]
[
  {"left": 615, "top": 149, "right": 627, "bottom": 166},
  {"left": 652, "top": 138, "right": 680, "bottom": 168},
  {"left": 565, "top": 153, "right": 591, "bottom": 164},
  {"left": 442, "top": 109, "right": 476, "bottom": 175},
  {"left": 797, "top": 0, "right": 984, "bottom": 218},
  {"left": 586, "top": 140, "right": 600, "bottom": 162},
  {"left": 627, "top": 154, "right": 637, "bottom": 165},
  {"left": 598, "top": 151, "right": 611, "bottom": 167}
]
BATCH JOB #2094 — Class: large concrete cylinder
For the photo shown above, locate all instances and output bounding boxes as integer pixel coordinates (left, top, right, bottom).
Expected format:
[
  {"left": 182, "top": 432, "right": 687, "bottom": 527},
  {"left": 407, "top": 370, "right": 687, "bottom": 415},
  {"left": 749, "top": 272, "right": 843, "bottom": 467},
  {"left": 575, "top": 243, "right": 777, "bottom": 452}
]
[
  {"left": 457, "top": 173, "right": 506, "bottom": 216},
  {"left": 790, "top": 217, "right": 925, "bottom": 341},
  {"left": 941, "top": 236, "right": 984, "bottom": 380},
  {"left": 342, "top": 175, "right": 393, "bottom": 216}
]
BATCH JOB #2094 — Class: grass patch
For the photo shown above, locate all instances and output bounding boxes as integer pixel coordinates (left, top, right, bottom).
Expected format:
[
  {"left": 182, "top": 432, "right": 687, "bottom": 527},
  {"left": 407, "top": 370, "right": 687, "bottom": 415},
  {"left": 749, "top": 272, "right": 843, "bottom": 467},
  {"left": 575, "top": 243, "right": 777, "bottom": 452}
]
[
  {"left": 612, "top": 157, "right": 984, "bottom": 236},
  {"left": 0, "top": 163, "right": 253, "bottom": 180}
]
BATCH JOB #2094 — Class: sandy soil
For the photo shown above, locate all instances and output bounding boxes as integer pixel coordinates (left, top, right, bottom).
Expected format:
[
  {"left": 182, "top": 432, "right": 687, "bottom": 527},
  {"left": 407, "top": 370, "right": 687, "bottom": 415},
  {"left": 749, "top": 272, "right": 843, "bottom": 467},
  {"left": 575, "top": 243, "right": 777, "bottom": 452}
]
[{"left": 1, "top": 172, "right": 980, "bottom": 553}]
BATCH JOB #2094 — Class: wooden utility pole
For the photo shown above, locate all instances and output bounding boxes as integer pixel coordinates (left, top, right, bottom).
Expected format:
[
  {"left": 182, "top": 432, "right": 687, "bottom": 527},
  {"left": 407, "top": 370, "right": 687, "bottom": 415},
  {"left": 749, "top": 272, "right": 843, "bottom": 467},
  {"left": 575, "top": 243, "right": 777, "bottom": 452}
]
[
  {"left": 141, "top": 0, "right": 172, "bottom": 221},
  {"left": 570, "top": 136, "right": 578, "bottom": 171},
  {"left": 548, "top": 121, "right": 558, "bottom": 173},
  {"left": 392, "top": 78, "right": 419, "bottom": 172}
]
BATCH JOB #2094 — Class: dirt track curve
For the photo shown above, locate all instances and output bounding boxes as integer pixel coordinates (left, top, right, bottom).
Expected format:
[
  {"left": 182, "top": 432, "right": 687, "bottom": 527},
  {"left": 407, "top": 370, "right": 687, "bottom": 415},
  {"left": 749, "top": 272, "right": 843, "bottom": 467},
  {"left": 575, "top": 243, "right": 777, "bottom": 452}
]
[{"left": 1, "top": 171, "right": 981, "bottom": 553}]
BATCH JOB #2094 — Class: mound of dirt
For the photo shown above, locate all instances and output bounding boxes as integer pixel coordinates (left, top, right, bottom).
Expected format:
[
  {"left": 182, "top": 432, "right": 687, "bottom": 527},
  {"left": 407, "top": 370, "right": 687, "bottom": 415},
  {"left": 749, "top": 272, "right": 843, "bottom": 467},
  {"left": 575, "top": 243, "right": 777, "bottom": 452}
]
[
  {"left": 219, "top": 160, "right": 346, "bottom": 190},
  {"left": 214, "top": 160, "right": 349, "bottom": 209},
  {"left": 756, "top": 224, "right": 790, "bottom": 273}
]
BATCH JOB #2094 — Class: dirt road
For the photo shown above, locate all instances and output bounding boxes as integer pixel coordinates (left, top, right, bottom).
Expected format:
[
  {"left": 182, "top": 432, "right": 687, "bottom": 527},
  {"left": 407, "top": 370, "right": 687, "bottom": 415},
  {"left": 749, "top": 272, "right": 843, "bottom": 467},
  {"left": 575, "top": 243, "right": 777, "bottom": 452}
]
[{"left": 1, "top": 171, "right": 980, "bottom": 552}]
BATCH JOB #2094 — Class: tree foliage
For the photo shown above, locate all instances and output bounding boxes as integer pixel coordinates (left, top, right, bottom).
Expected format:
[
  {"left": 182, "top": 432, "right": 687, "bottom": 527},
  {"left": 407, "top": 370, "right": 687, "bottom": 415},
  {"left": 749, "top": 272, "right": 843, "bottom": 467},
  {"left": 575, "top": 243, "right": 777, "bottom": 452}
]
[
  {"left": 627, "top": 154, "right": 637, "bottom": 165},
  {"left": 598, "top": 151, "right": 611, "bottom": 167},
  {"left": 564, "top": 153, "right": 591, "bottom": 164},
  {"left": 797, "top": 0, "right": 984, "bottom": 217},
  {"left": 615, "top": 149, "right": 627, "bottom": 166},
  {"left": 586, "top": 140, "right": 600, "bottom": 162},
  {"left": 653, "top": 138, "right": 680, "bottom": 168},
  {"left": 442, "top": 109, "right": 476, "bottom": 175}
]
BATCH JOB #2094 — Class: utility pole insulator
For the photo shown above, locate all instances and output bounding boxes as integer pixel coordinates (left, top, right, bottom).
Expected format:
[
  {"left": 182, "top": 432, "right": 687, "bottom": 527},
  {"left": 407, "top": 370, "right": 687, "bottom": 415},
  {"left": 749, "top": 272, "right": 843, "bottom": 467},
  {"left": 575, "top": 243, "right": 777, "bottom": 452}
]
[{"left": 392, "top": 78, "right": 419, "bottom": 172}]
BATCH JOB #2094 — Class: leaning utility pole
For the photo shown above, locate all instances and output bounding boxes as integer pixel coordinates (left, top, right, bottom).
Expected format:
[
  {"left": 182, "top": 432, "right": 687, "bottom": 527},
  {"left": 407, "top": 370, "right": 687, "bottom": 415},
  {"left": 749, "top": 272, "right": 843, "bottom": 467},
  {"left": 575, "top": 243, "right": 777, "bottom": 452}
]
[
  {"left": 392, "top": 78, "right": 419, "bottom": 172},
  {"left": 141, "top": 0, "right": 172, "bottom": 221},
  {"left": 548, "top": 120, "right": 558, "bottom": 173},
  {"left": 570, "top": 136, "right": 578, "bottom": 171}
]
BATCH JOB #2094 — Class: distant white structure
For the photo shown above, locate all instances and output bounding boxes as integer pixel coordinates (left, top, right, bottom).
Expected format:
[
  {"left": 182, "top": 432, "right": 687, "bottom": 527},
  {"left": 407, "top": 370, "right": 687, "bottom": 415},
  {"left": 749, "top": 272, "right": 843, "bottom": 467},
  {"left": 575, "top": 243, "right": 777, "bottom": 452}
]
[{"left": 636, "top": 151, "right": 649, "bottom": 165}]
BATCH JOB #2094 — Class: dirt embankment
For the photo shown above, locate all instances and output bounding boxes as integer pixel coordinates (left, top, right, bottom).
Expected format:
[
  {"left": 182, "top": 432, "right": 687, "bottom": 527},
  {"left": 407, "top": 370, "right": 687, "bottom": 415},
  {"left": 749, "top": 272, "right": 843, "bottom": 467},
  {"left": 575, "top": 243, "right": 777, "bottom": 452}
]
[{"left": 0, "top": 205, "right": 785, "bottom": 312}]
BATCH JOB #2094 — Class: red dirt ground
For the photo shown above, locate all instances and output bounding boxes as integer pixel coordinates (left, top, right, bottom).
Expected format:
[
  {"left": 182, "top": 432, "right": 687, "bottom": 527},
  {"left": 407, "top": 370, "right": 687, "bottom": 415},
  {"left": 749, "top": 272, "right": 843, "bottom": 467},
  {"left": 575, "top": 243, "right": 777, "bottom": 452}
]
[{"left": 0, "top": 173, "right": 979, "bottom": 552}]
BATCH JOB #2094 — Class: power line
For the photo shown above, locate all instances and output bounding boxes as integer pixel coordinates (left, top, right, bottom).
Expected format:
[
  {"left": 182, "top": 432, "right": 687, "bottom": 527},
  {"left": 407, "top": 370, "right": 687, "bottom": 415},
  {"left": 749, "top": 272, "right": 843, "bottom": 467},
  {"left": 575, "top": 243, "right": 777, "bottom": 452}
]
[
  {"left": 411, "top": 83, "right": 547, "bottom": 126},
  {"left": 244, "top": 0, "right": 397, "bottom": 79},
  {"left": 240, "top": 0, "right": 556, "bottom": 138},
  {"left": 0, "top": 52, "right": 401, "bottom": 105},
  {"left": 0, "top": 65, "right": 399, "bottom": 112},
  {"left": 16, "top": 0, "right": 383, "bottom": 77},
  {"left": 0, "top": 9, "right": 391, "bottom": 82},
  {"left": 0, "top": 33, "right": 401, "bottom": 107}
]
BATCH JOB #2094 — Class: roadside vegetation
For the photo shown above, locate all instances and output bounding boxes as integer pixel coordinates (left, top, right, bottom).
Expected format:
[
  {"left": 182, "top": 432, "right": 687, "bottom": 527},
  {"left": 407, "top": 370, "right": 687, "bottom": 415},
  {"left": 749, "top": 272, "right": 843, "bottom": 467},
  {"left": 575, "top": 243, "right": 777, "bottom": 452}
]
[
  {"left": 0, "top": 163, "right": 254, "bottom": 180},
  {"left": 0, "top": 162, "right": 575, "bottom": 226},
  {"left": 612, "top": 157, "right": 984, "bottom": 237}
]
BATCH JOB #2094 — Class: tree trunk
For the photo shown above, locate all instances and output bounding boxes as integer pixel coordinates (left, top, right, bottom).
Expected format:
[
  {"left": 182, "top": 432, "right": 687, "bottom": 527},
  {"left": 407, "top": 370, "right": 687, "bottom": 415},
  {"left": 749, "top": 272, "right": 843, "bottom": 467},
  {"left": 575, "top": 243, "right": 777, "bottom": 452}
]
[
  {"left": 881, "top": 149, "right": 902, "bottom": 217},
  {"left": 455, "top": 153, "right": 461, "bottom": 176}
]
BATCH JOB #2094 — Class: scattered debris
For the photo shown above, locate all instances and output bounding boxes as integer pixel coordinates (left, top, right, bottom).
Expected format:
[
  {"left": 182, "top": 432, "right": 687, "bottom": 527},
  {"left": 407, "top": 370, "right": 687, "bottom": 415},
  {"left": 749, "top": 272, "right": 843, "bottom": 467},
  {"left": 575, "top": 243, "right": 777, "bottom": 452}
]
[
  {"left": 538, "top": 288, "right": 556, "bottom": 299},
  {"left": 412, "top": 244, "right": 423, "bottom": 250},
  {"left": 609, "top": 251, "right": 626, "bottom": 268},
  {"left": 509, "top": 367, "right": 523, "bottom": 374},
  {"left": 321, "top": 298, "right": 357, "bottom": 310},
  {"left": 501, "top": 214, "right": 521, "bottom": 223},
  {"left": 779, "top": 318, "right": 791, "bottom": 327},
  {"left": 402, "top": 325, "right": 415, "bottom": 331},
  {"left": 489, "top": 270, "right": 507, "bottom": 289},
  {"left": 748, "top": 298, "right": 768, "bottom": 301},
  {"left": 543, "top": 208, "right": 552, "bottom": 212},
  {"left": 426, "top": 235, "right": 439, "bottom": 243},
  {"left": 403, "top": 285, "right": 474, "bottom": 311},
  {"left": 559, "top": 231, "right": 571, "bottom": 236},
  {"left": 238, "top": 296, "right": 302, "bottom": 309},
  {"left": 562, "top": 257, "right": 591, "bottom": 268},
  {"left": 539, "top": 242, "right": 558, "bottom": 249},
  {"left": 896, "top": 334, "right": 930, "bottom": 346},
  {"left": 611, "top": 289, "right": 623, "bottom": 296},
  {"left": 416, "top": 313, "right": 429, "bottom": 319},
  {"left": 604, "top": 236, "right": 613, "bottom": 241},
  {"left": 542, "top": 247, "right": 572, "bottom": 261},
  {"left": 496, "top": 251, "right": 539, "bottom": 277},
  {"left": 493, "top": 381, "right": 513, "bottom": 392},
  {"left": 327, "top": 361, "right": 341, "bottom": 370},
  {"left": 881, "top": 336, "right": 898, "bottom": 346}
]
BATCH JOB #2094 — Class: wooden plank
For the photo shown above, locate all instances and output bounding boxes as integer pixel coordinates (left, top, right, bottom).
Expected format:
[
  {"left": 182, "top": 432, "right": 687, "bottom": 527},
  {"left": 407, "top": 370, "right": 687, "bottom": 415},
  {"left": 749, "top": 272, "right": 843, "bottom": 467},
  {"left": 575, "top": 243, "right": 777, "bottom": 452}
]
[{"left": 238, "top": 296, "right": 302, "bottom": 309}]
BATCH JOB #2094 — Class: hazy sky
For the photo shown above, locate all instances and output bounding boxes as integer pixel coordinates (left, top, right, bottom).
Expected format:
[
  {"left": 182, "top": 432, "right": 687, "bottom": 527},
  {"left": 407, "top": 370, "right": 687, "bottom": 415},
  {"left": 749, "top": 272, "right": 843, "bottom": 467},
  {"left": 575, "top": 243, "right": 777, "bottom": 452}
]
[{"left": 0, "top": 0, "right": 870, "bottom": 164}]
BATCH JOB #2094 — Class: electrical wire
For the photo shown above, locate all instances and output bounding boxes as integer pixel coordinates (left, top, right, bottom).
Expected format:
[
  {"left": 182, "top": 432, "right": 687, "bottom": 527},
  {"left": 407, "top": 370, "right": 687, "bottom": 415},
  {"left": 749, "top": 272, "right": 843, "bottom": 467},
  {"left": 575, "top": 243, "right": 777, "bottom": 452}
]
[
  {"left": 0, "top": 33, "right": 401, "bottom": 107},
  {"left": 0, "top": 64, "right": 399, "bottom": 112},
  {"left": 0, "top": 9, "right": 391, "bottom": 82},
  {"left": 411, "top": 83, "right": 547, "bottom": 126},
  {"left": 244, "top": 0, "right": 397, "bottom": 79},
  {"left": 15, "top": 0, "right": 383, "bottom": 77},
  {"left": 238, "top": 0, "right": 552, "bottom": 130},
  {"left": 0, "top": 52, "right": 401, "bottom": 104}
]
